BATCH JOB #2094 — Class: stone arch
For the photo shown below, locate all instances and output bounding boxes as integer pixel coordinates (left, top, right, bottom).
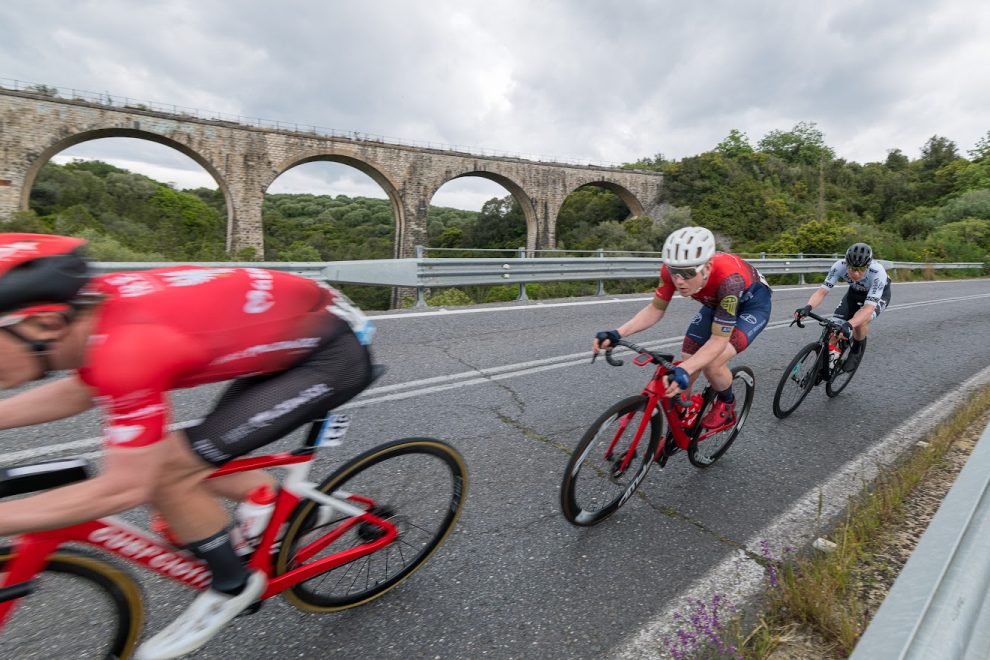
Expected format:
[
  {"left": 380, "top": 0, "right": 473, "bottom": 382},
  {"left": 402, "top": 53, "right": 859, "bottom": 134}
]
[
  {"left": 568, "top": 180, "right": 647, "bottom": 218},
  {"left": 430, "top": 170, "right": 540, "bottom": 251},
  {"left": 19, "top": 127, "right": 232, "bottom": 226},
  {"left": 269, "top": 150, "right": 404, "bottom": 256}
]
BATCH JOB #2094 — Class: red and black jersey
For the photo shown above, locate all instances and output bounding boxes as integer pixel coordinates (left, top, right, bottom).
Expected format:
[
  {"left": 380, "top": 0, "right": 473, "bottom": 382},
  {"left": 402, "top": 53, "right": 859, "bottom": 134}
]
[{"left": 78, "top": 266, "right": 347, "bottom": 449}]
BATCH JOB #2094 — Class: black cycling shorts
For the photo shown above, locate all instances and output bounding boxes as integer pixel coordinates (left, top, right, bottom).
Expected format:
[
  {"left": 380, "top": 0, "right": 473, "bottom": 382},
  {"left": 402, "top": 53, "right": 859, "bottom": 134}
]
[
  {"left": 834, "top": 282, "right": 891, "bottom": 321},
  {"left": 186, "top": 317, "right": 373, "bottom": 466}
]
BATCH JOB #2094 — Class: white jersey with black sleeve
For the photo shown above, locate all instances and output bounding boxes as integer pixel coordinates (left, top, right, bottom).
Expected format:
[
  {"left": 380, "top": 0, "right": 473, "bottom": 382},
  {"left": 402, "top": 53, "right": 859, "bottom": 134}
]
[{"left": 822, "top": 260, "right": 890, "bottom": 306}]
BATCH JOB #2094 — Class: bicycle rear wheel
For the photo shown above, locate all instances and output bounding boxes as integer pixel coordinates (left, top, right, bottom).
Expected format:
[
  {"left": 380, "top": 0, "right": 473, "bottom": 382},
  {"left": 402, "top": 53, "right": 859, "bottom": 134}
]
[
  {"left": 559, "top": 394, "right": 663, "bottom": 526},
  {"left": 276, "top": 438, "right": 467, "bottom": 612},
  {"left": 826, "top": 344, "right": 862, "bottom": 397},
  {"left": 0, "top": 547, "right": 143, "bottom": 659},
  {"left": 772, "top": 342, "right": 822, "bottom": 419},
  {"left": 688, "top": 366, "right": 755, "bottom": 468}
]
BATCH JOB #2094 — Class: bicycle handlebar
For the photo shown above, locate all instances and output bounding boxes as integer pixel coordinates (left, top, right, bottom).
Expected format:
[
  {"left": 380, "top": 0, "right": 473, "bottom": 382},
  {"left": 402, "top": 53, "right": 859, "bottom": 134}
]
[
  {"left": 594, "top": 338, "right": 677, "bottom": 372},
  {"left": 792, "top": 309, "right": 844, "bottom": 330}
]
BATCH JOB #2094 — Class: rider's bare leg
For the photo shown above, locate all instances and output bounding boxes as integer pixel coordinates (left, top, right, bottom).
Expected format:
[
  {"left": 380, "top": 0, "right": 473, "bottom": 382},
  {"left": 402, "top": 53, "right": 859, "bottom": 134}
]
[
  {"left": 151, "top": 430, "right": 233, "bottom": 542},
  {"left": 203, "top": 470, "right": 275, "bottom": 501},
  {"left": 701, "top": 342, "right": 738, "bottom": 391}
]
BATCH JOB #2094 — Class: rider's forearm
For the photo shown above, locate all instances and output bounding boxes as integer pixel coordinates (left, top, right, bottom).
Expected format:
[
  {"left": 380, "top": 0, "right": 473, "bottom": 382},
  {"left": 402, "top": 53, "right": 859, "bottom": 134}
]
[
  {"left": 617, "top": 304, "right": 665, "bottom": 338},
  {"left": 0, "top": 471, "right": 150, "bottom": 535},
  {"left": 807, "top": 289, "right": 828, "bottom": 308},
  {"left": 0, "top": 376, "right": 95, "bottom": 431},
  {"left": 849, "top": 304, "right": 875, "bottom": 328}
]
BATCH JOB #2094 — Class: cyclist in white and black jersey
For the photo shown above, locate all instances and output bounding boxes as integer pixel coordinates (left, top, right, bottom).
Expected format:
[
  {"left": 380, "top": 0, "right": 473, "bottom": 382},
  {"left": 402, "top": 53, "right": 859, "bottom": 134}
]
[{"left": 794, "top": 242, "right": 891, "bottom": 372}]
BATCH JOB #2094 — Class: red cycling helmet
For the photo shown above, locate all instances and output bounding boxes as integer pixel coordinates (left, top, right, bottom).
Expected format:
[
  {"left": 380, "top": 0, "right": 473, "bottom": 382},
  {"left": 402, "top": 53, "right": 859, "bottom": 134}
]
[{"left": 0, "top": 233, "right": 91, "bottom": 318}]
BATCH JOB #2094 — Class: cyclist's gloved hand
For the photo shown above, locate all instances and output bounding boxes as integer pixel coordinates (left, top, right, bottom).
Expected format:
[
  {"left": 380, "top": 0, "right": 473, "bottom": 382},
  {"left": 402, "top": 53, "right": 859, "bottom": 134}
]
[
  {"left": 839, "top": 321, "right": 853, "bottom": 339},
  {"left": 794, "top": 304, "right": 812, "bottom": 320},
  {"left": 594, "top": 329, "right": 621, "bottom": 351},
  {"left": 670, "top": 366, "right": 690, "bottom": 390}
]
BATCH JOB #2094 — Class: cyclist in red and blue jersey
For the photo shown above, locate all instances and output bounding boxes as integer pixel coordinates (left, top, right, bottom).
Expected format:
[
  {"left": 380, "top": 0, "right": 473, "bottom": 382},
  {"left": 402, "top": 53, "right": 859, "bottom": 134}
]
[
  {"left": 794, "top": 242, "right": 891, "bottom": 372},
  {"left": 0, "top": 233, "right": 375, "bottom": 658},
  {"left": 593, "top": 226, "right": 773, "bottom": 428}
]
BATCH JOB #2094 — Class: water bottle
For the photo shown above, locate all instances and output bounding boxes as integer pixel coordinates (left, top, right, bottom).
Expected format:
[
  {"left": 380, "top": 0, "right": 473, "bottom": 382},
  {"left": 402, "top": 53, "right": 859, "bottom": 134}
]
[
  {"left": 828, "top": 342, "right": 841, "bottom": 370},
  {"left": 234, "top": 485, "right": 276, "bottom": 556}
]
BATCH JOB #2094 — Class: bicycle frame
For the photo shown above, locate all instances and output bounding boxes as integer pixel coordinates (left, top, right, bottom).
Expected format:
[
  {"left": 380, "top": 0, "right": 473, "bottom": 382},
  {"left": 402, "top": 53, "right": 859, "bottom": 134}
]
[
  {"left": 799, "top": 311, "right": 851, "bottom": 380},
  {"left": 601, "top": 343, "right": 736, "bottom": 472},
  {"left": 0, "top": 415, "right": 397, "bottom": 627}
]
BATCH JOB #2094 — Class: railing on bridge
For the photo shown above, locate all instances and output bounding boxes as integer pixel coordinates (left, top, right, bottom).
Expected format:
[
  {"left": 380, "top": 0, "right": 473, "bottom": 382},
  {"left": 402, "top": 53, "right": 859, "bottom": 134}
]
[
  {"left": 91, "top": 253, "right": 983, "bottom": 309},
  {"left": 851, "top": 415, "right": 990, "bottom": 659},
  {"left": 0, "top": 78, "right": 628, "bottom": 170}
]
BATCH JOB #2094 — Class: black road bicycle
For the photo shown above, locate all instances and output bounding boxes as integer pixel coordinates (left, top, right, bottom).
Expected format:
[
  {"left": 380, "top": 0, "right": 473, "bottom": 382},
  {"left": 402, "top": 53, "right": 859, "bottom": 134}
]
[{"left": 772, "top": 310, "right": 864, "bottom": 418}]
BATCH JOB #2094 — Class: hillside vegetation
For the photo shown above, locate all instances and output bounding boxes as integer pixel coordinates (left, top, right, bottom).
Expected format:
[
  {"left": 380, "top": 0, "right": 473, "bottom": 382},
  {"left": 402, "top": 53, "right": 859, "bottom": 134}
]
[{"left": 3, "top": 122, "right": 988, "bottom": 308}]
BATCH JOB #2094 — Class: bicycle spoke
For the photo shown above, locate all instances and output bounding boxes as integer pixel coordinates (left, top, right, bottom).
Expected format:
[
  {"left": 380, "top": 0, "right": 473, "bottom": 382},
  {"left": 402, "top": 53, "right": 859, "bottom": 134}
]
[{"left": 277, "top": 439, "right": 465, "bottom": 610}]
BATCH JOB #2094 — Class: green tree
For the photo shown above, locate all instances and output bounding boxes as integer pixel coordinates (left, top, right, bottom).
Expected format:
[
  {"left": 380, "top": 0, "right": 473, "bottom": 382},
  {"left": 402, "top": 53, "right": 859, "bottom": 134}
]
[{"left": 757, "top": 122, "right": 835, "bottom": 166}]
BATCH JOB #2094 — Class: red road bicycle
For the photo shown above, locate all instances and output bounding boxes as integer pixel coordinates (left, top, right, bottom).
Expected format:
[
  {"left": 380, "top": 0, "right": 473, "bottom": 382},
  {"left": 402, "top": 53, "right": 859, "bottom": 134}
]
[
  {"left": 560, "top": 339, "right": 754, "bottom": 526},
  {"left": 0, "top": 404, "right": 467, "bottom": 658}
]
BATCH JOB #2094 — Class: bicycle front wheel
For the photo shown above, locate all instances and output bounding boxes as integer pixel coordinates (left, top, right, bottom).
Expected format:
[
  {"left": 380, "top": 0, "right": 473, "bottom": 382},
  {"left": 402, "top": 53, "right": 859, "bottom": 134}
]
[
  {"left": 688, "top": 366, "right": 755, "bottom": 468},
  {"left": 276, "top": 438, "right": 467, "bottom": 612},
  {"left": 0, "top": 547, "right": 143, "bottom": 659},
  {"left": 772, "top": 342, "right": 822, "bottom": 419},
  {"left": 560, "top": 394, "right": 663, "bottom": 526}
]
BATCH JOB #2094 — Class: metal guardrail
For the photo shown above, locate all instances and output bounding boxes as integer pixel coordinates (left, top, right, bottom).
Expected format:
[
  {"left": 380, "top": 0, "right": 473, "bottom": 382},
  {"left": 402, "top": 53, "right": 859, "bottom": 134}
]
[
  {"left": 851, "top": 416, "right": 990, "bottom": 659},
  {"left": 91, "top": 256, "right": 983, "bottom": 308},
  {"left": 320, "top": 254, "right": 982, "bottom": 307}
]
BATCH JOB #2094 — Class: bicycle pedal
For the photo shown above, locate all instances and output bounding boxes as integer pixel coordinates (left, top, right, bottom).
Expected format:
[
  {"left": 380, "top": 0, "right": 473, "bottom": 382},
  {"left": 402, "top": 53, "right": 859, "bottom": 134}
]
[{"left": 238, "top": 600, "right": 264, "bottom": 617}]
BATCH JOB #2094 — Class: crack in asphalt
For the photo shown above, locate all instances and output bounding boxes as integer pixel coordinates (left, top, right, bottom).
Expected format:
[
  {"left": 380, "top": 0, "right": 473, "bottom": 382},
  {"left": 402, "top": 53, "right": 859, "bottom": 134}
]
[
  {"left": 636, "top": 486, "right": 749, "bottom": 555},
  {"left": 436, "top": 345, "right": 529, "bottom": 413},
  {"left": 497, "top": 412, "right": 575, "bottom": 455}
]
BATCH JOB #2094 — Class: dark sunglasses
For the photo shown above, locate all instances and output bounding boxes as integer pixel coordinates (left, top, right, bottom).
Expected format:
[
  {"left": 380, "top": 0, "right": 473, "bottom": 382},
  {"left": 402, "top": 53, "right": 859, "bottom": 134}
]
[
  {"left": 668, "top": 266, "right": 699, "bottom": 279},
  {"left": 848, "top": 265, "right": 868, "bottom": 274}
]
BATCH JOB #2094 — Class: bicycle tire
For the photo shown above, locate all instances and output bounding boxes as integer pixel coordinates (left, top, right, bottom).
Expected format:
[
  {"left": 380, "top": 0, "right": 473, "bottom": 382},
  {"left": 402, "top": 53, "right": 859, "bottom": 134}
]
[
  {"left": 826, "top": 344, "right": 862, "bottom": 397},
  {"left": 559, "top": 394, "right": 664, "bottom": 526},
  {"left": 276, "top": 438, "right": 467, "bottom": 612},
  {"left": 0, "top": 547, "right": 143, "bottom": 659},
  {"left": 772, "top": 342, "right": 822, "bottom": 419},
  {"left": 688, "top": 366, "right": 755, "bottom": 468}
]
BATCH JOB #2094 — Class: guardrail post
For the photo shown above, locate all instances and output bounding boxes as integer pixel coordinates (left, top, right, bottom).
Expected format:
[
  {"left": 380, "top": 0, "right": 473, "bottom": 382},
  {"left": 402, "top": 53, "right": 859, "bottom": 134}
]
[
  {"left": 798, "top": 253, "right": 806, "bottom": 284},
  {"left": 760, "top": 251, "right": 766, "bottom": 260},
  {"left": 596, "top": 248, "right": 606, "bottom": 296},
  {"left": 414, "top": 245, "right": 427, "bottom": 308},
  {"left": 517, "top": 247, "right": 529, "bottom": 301}
]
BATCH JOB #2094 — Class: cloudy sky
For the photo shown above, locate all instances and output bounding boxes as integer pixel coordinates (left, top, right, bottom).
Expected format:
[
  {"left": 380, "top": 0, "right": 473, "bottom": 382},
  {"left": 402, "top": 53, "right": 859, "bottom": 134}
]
[{"left": 3, "top": 0, "right": 989, "bottom": 209}]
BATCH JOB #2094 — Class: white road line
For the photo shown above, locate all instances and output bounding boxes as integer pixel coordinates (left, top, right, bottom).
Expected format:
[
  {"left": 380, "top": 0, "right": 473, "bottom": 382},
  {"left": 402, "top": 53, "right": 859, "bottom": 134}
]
[
  {"left": 2, "top": 289, "right": 988, "bottom": 464},
  {"left": 609, "top": 363, "right": 990, "bottom": 660},
  {"left": 369, "top": 278, "right": 985, "bottom": 320}
]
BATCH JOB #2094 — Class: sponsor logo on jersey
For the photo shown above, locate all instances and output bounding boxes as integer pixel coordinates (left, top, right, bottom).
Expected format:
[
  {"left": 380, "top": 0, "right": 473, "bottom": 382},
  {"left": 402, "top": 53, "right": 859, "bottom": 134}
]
[
  {"left": 105, "top": 424, "right": 146, "bottom": 445},
  {"left": 720, "top": 295, "right": 738, "bottom": 316},
  {"left": 210, "top": 337, "right": 321, "bottom": 366},
  {"left": 244, "top": 268, "right": 276, "bottom": 314},
  {"left": 0, "top": 240, "right": 39, "bottom": 262},
  {"left": 159, "top": 268, "right": 234, "bottom": 287},
  {"left": 740, "top": 313, "right": 758, "bottom": 324},
  {"left": 106, "top": 273, "right": 157, "bottom": 298}
]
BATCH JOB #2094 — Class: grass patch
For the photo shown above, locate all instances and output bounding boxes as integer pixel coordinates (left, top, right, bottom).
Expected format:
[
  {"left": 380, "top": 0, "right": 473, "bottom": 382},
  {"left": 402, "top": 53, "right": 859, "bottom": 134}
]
[{"left": 735, "top": 383, "right": 990, "bottom": 657}]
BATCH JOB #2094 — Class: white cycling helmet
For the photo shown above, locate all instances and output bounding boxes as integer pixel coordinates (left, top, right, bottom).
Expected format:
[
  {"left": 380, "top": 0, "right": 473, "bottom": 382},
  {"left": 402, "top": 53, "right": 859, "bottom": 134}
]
[{"left": 662, "top": 226, "right": 717, "bottom": 267}]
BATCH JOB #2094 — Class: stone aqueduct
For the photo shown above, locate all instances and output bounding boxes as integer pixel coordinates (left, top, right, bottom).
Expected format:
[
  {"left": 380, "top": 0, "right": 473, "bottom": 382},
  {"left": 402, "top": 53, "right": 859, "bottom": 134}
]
[{"left": 0, "top": 88, "right": 663, "bottom": 257}]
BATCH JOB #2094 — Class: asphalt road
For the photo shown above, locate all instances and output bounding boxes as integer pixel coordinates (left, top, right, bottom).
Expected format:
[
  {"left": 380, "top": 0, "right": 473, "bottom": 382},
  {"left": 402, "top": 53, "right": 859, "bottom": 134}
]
[{"left": 2, "top": 277, "right": 989, "bottom": 658}]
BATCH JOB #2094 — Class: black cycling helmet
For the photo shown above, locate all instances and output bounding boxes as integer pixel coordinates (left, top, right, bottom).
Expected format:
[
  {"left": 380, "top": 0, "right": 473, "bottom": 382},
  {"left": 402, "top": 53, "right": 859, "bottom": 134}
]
[
  {"left": 845, "top": 242, "right": 873, "bottom": 268},
  {"left": 0, "top": 233, "right": 91, "bottom": 318}
]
